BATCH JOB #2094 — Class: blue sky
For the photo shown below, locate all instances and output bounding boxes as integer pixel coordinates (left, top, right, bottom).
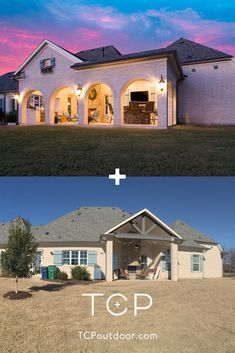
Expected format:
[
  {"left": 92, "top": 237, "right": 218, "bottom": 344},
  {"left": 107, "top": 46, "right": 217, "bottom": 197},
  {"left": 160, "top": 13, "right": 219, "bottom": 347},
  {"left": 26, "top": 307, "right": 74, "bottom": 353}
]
[
  {"left": 0, "top": 177, "right": 234, "bottom": 249},
  {"left": 1, "top": 0, "right": 235, "bottom": 74}
]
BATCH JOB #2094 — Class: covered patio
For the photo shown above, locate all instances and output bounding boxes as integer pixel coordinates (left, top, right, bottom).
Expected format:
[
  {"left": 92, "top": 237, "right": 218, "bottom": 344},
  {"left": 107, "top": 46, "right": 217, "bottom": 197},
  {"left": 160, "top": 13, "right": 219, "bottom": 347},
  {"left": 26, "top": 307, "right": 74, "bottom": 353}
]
[{"left": 102, "top": 209, "right": 182, "bottom": 282}]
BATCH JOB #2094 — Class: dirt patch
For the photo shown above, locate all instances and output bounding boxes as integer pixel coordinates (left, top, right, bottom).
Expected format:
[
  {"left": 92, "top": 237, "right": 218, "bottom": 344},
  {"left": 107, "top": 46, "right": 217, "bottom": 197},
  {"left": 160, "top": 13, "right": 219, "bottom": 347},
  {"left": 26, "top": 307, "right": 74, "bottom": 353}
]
[{"left": 3, "top": 291, "right": 32, "bottom": 300}]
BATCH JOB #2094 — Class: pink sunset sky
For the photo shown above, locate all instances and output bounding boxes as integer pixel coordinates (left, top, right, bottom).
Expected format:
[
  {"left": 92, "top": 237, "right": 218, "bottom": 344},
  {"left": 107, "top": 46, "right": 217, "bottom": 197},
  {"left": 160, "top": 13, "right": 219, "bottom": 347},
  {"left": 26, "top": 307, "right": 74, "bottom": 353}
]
[{"left": 0, "top": 0, "right": 235, "bottom": 75}]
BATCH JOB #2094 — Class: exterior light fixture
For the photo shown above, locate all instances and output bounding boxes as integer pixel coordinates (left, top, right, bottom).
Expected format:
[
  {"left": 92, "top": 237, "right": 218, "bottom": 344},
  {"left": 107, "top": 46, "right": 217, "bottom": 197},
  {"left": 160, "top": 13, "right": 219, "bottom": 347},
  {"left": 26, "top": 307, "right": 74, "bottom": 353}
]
[
  {"left": 14, "top": 93, "right": 20, "bottom": 101},
  {"left": 158, "top": 75, "right": 165, "bottom": 92},
  {"left": 75, "top": 84, "right": 83, "bottom": 97}
]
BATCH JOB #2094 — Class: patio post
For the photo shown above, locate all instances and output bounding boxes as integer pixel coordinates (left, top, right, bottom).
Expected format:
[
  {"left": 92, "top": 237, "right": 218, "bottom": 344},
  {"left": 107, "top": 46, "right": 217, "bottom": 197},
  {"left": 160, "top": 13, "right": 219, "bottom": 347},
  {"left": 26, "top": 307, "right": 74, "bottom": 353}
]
[
  {"left": 171, "top": 242, "right": 178, "bottom": 281},
  {"left": 78, "top": 98, "right": 85, "bottom": 125},
  {"left": 106, "top": 239, "right": 113, "bottom": 281},
  {"left": 45, "top": 100, "right": 52, "bottom": 125},
  {"left": 113, "top": 95, "right": 122, "bottom": 126}
]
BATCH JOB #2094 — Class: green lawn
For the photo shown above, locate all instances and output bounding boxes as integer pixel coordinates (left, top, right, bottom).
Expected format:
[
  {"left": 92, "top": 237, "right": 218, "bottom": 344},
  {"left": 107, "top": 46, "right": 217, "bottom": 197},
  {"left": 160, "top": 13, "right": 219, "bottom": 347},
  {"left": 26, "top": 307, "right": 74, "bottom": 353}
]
[{"left": 0, "top": 125, "right": 235, "bottom": 175}]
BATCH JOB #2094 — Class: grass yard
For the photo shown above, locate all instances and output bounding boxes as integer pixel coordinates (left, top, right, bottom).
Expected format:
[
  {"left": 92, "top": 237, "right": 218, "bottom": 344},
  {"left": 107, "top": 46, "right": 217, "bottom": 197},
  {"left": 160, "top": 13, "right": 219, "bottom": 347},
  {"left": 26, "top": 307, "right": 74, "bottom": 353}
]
[
  {"left": 0, "top": 277, "right": 234, "bottom": 353},
  {"left": 0, "top": 125, "right": 235, "bottom": 175}
]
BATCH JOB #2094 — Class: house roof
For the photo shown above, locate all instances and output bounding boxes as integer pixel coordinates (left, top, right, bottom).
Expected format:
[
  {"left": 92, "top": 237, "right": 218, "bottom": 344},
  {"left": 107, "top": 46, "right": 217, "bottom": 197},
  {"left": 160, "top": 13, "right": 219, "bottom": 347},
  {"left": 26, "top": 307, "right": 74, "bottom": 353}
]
[
  {"left": 0, "top": 72, "right": 18, "bottom": 93},
  {"left": 71, "top": 48, "right": 183, "bottom": 79},
  {"left": 32, "top": 207, "right": 131, "bottom": 243},
  {"left": 0, "top": 217, "right": 30, "bottom": 244},
  {"left": 169, "top": 219, "right": 218, "bottom": 250},
  {"left": 75, "top": 45, "right": 122, "bottom": 61},
  {"left": 167, "top": 38, "right": 233, "bottom": 65},
  {"left": 0, "top": 208, "right": 220, "bottom": 251}
]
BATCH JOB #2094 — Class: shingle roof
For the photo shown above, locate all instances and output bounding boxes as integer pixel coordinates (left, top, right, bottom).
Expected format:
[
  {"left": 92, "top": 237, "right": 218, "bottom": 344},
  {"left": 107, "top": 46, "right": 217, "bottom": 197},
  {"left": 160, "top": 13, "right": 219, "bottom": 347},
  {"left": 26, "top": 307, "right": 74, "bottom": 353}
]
[
  {"left": 0, "top": 217, "right": 30, "bottom": 244},
  {"left": 71, "top": 48, "right": 183, "bottom": 78},
  {"left": 0, "top": 72, "right": 18, "bottom": 93},
  {"left": 169, "top": 219, "right": 217, "bottom": 249},
  {"left": 33, "top": 207, "right": 131, "bottom": 243},
  {"left": 0, "top": 208, "right": 219, "bottom": 250},
  {"left": 75, "top": 45, "right": 121, "bottom": 61},
  {"left": 167, "top": 38, "right": 233, "bottom": 65}
]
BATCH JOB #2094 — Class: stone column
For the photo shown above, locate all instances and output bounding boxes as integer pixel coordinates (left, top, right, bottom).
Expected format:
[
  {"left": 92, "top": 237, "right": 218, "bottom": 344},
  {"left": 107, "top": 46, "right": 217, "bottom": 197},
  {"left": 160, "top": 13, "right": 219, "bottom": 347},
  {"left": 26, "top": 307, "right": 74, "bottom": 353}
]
[
  {"left": 113, "top": 95, "right": 122, "bottom": 127},
  {"left": 171, "top": 242, "right": 178, "bottom": 281},
  {"left": 157, "top": 89, "right": 168, "bottom": 129},
  {"left": 106, "top": 239, "right": 113, "bottom": 282},
  {"left": 45, "top": 99, "right": 52, "bottom": 125},
  {"left": 78, "top": 97, "right": 85, "bottom": 125}
]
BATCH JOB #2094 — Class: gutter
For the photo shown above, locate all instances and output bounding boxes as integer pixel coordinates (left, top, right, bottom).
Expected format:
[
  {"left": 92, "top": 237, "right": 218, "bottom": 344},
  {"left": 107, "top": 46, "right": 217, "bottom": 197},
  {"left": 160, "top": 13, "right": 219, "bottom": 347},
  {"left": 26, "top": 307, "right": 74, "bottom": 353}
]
[{"left": 71, "top": 50, "right": 184, "bottom": 80}]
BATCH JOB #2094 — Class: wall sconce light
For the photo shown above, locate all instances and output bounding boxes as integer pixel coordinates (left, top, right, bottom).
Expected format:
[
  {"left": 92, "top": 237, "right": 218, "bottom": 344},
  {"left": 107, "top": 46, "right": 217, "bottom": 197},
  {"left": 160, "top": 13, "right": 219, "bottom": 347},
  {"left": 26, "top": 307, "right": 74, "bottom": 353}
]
[
  {"left": 14, "top": 93, "right": 20, "bottom": 101},
  {"left": 158, "top": 75, "right": 165, "bottom": 92},
  {"left": 75, "top": 84, "right": 83, "bottom": 97}
]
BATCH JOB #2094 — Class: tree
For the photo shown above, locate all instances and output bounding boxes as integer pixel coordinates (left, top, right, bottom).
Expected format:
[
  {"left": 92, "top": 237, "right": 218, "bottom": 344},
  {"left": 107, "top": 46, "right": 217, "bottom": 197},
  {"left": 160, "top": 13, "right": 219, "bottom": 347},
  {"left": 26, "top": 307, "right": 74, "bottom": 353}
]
[
  {"left": 223, "top": 248, "right": 235, "bottom": 273},
  {"left": 1, "top": 218, "right": 38, "bottom": 293}
]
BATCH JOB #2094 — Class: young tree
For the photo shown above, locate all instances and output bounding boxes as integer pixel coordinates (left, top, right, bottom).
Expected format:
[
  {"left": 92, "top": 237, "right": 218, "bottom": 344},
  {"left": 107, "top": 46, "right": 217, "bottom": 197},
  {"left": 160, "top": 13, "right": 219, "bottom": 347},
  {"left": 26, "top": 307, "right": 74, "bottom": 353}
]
[{"left": 1, "top": 218, "right": 38, "bottom": 294}]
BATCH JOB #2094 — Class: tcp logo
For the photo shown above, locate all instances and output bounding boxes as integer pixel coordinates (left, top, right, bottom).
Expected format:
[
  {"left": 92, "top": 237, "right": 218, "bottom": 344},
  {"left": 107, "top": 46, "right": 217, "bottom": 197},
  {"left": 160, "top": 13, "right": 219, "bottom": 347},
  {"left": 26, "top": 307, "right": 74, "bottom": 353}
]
[{"left": 82, "top": 293, "right": 153, "bottom": 316}]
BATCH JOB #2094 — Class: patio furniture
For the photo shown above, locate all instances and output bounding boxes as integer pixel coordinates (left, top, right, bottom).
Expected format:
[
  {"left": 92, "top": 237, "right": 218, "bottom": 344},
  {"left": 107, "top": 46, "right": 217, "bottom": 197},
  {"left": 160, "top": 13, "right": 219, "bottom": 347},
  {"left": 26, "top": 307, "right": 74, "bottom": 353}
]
[
  {"left": 124, "top": 101, "right": 156, "bottom": 124},
  {"left": 119, "top": 268, "right": 129, "bottom": 280}
]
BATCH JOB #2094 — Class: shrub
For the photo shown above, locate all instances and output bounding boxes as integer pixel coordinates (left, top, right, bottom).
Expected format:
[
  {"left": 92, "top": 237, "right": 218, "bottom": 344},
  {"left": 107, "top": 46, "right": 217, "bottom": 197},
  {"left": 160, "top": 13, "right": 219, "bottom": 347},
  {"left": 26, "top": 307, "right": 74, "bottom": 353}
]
[
  {"left": 71, "top": 266, "right": 91, "bottom": 281},
  {"left": 57, "top": 270, "right": 68, "bottom": 280},
  {"left": 5, "top": 111, "right": 17, "bottom": 123}
]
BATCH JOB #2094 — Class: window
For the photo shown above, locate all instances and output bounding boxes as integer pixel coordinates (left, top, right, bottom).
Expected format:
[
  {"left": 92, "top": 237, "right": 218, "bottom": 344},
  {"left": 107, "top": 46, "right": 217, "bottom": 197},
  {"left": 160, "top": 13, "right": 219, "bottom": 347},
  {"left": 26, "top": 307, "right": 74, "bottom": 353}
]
[
  {"left": 40, "top": 58, "right": 56, "bottom": 73},
  {"left": 192, "top": 255, "right": 200, "bottom": 272},
  {"left": 140, "top": 255, "right": 148, "bottom": 270},
  {"left": 62, "top": 250, "right": 88, "bottom": 265},
  {"left": 10, "top": 98, "right": 17, "bottom": 111},
  {"left": 192, "top": 68, "right": 196, "bottom": 72},
  {"left": 0, "top": 98, "right": 4, "bottom": 113},
  {"left": 214, "top": 65, "right": 219, "bottom": 70},
  {"left": 162, "top": 250, "right": 171, "bottom": 271},
  {"left": 27, "top": 95, "right": 45, "bottom": 110},
  {"left": 71, "top": 251, "right": 79, "bottom": 265},
  {"left": 62, "top": 251, "right": 70, "bottom": 265}
]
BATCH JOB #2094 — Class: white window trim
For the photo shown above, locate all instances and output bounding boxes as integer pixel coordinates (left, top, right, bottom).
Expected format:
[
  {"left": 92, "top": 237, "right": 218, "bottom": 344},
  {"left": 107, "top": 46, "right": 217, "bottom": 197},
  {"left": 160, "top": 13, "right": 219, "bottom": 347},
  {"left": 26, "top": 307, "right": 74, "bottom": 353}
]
[
  {"left": 192, "top": 254, "right": 200, "bottom": 272},
  {"left": 62, "top": 250, "right": 88, "bottom": 266}
]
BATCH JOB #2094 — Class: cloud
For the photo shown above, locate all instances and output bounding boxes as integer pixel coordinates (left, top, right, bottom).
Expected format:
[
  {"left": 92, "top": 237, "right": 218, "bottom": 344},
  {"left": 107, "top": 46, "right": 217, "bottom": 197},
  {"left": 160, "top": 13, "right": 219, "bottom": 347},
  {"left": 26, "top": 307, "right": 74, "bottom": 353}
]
[{"left": 0, "top": 2, "right": 235, "bottom": 74}]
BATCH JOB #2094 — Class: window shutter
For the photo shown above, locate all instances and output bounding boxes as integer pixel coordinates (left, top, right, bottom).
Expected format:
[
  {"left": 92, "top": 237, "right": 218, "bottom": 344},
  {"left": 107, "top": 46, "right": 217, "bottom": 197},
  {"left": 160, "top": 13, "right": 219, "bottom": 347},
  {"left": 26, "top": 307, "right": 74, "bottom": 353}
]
[
  {"left": 40, "top": 60, "right": 44, "bottom": 69},
  {"left": 190, "top": 255, "right": 194, "bottom": 272},
  {"left": 162, "top": 254, "right": 166, "bottom": 272},
  {"left": 199, "top": 255, "right": 204, "bottom": 272},
  {"left": 51, "top": 58, "right": 56, "bottom": 67},
  {"left": 113, "top": 254, "right": 119, "bottom": 270},
  {"left": 88, "top": 251, "right": 97, "bottom": 265},
  {"left": 53, "top": 250, "right": 62, "bottom": 266}
]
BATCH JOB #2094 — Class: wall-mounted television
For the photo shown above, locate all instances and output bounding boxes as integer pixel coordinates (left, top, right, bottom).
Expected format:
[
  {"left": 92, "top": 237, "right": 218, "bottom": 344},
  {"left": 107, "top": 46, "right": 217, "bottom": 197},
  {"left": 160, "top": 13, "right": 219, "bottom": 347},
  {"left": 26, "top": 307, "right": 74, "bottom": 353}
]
[{"left": 131, "top": 91, "right": 149, "bottom": 102}]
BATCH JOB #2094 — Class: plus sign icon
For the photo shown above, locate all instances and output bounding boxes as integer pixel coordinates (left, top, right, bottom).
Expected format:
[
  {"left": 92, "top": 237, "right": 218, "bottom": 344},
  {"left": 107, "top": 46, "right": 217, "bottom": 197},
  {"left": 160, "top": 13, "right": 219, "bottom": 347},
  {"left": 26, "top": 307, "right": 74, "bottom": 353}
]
[{"left": 109, "top": 168, "right": 126, "bottom": 186}]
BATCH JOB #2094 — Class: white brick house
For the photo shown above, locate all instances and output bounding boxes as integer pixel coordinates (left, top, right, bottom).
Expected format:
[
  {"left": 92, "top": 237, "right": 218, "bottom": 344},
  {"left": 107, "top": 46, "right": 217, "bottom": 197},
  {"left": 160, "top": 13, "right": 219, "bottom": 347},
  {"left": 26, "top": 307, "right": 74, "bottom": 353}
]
[{"left": 1, "top": 37, "right": 234, "bottom": 128}]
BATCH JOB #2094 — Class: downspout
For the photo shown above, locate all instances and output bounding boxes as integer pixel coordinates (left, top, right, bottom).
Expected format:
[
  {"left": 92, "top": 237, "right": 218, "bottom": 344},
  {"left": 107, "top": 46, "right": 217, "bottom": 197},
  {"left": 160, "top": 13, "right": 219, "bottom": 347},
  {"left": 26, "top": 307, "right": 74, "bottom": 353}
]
[{"left": 4, "top": 93, "right": 6, "bottom": 122}]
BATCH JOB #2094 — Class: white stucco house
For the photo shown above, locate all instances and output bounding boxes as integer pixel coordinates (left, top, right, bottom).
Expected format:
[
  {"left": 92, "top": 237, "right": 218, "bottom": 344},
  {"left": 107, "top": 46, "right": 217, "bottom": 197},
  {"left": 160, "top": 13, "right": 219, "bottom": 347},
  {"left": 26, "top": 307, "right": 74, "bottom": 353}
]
[
  {"left": 1, "top": 37, "right": 234, "bottom": 128},
  {"left": 0, "top": 207, "right": 223, "bottom": 281}
]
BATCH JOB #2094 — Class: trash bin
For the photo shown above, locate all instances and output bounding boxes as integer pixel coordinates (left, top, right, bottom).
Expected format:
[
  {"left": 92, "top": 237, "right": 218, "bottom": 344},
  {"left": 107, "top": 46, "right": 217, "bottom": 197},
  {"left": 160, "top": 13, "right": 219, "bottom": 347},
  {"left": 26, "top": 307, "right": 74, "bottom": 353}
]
[
  {"left": 48, "top": 265, "right": 57, "bottom": 280},
  {"left": 94, "top": 265, "right": 102, "bottom": 280},
  {"left": 41, "top": 266, "right": 48, "bottom": 279}
]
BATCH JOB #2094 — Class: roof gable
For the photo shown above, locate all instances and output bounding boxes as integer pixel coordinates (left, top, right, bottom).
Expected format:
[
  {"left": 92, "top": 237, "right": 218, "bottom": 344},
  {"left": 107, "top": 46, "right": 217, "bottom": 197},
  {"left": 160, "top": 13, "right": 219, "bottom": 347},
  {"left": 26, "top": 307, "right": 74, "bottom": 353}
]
[
  {"left": 105, "top": 208, "right": 182, "bottom": 239},
  {"left": 167, "top": 38, "right": 233, "bottom": 65},
  {"left": 14, "top": 39, "right": 82, "bottom": 76}
]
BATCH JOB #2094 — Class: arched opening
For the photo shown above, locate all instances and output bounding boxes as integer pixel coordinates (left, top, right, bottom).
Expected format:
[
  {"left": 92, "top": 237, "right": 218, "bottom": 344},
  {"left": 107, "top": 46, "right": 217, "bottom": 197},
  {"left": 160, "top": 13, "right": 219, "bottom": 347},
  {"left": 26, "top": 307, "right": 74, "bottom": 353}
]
[
  {"left": 121, "top": 79, "right": 158, "bottom": 125},
  {"left": 50, "top": 86, "right": 78, "bottom": 124},
  {"left": 21, "top": 90, "right": 45, "bottom": 125},
  {"left": 85, "top": 83, "right": 113, "bottom": 125}
]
